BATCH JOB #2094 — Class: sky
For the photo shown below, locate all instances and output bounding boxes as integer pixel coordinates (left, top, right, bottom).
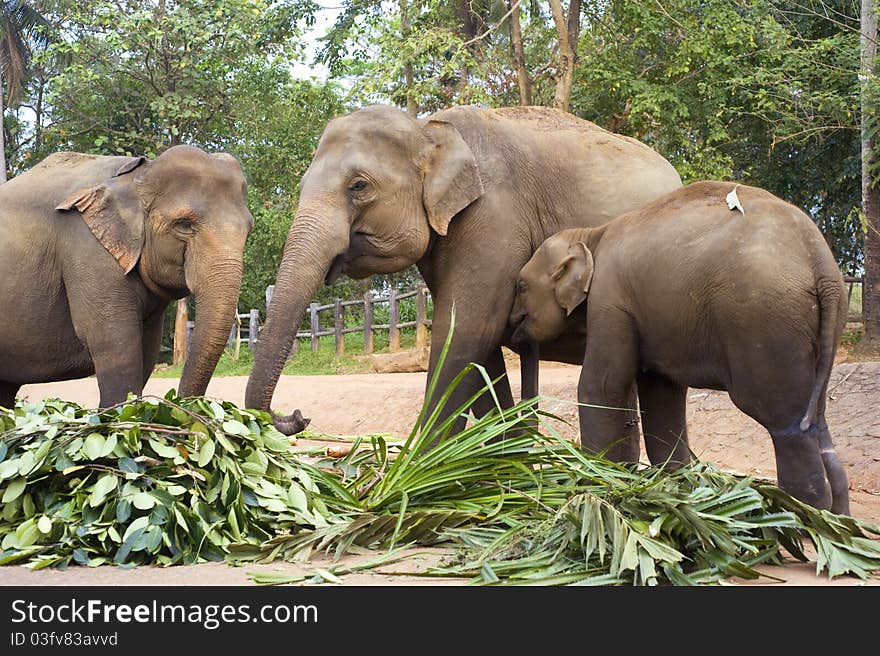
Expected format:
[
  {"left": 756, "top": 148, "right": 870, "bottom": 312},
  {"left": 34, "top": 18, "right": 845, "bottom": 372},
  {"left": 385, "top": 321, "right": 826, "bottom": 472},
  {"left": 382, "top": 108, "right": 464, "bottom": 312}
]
[{"left": 289, "top": 4, "right": 344, "bottom": 81}]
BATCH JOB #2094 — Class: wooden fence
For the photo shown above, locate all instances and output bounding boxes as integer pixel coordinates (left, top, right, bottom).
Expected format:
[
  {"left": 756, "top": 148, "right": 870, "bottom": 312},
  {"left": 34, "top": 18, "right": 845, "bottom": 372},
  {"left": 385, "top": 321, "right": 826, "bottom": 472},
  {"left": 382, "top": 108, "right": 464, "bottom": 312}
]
[
  {"left": 187, "top": 276, "right": 865, "bottom": 356},
  {"left": 193, "top": 285, "right": 433, "bottom": 356},
  {"left": 845, "top": 276, "right": 864, "bottom": 322}
]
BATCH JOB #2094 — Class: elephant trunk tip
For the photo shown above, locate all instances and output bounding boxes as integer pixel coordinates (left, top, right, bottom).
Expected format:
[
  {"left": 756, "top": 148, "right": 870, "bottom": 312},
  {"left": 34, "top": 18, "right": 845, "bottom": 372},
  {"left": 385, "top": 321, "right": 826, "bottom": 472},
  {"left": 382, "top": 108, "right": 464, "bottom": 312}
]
[{"left": 273, "top": 408, "right": 311, "bottom": 436}]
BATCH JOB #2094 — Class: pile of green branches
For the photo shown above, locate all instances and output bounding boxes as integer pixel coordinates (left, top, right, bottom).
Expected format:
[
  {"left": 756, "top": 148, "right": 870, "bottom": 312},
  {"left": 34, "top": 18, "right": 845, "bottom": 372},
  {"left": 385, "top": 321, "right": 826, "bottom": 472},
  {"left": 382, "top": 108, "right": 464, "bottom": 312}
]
[
  {"left": 2, "top": 329, "right": 879, "bottom": 584},
  {"left": 0, "top": 393, "right": 334, "bottom": 569}
]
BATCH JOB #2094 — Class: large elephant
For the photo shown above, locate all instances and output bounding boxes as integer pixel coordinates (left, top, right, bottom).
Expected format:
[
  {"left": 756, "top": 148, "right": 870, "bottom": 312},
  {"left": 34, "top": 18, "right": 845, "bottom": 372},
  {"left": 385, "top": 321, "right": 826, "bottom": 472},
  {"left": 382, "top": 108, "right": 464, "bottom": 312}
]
[
  {"left": 509, "top": 181, "right": 850, "bottom": 514},
  {"left": 245, "top": 104, "right": 682, "bottom": 439},
  {"left": 0, "top": 145, "right": 253, "bottom": 409}
]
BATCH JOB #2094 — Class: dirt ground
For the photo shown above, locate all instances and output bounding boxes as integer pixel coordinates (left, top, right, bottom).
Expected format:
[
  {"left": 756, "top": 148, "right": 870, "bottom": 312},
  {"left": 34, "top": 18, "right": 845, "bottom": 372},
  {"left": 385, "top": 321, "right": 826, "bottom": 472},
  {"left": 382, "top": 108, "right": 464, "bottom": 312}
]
[{"left": 3, "top": 354, "right": 880, "bottom": 587}]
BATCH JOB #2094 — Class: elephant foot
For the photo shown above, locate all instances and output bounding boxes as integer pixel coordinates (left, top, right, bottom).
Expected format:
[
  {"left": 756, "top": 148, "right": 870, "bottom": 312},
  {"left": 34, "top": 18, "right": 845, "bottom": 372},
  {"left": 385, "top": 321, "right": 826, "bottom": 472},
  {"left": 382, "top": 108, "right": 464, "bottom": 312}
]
[{"left": 272, "top": 409, "right": 311, "bottom": 436}]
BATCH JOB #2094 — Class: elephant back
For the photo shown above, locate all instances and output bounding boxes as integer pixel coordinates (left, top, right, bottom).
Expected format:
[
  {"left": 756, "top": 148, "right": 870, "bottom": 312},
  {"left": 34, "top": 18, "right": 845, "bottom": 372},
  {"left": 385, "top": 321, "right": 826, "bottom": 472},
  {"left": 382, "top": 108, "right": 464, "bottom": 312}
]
[{"left": 0, "top": 153, "right": 141, "bottom": 217}]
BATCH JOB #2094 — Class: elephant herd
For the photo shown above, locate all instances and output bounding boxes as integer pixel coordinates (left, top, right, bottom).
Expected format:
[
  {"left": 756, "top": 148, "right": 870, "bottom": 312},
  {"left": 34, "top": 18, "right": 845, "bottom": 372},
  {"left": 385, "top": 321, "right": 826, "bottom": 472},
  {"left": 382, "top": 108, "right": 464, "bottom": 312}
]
[{"left": 0, "top": 104, "right": 850, "bottom": 515}]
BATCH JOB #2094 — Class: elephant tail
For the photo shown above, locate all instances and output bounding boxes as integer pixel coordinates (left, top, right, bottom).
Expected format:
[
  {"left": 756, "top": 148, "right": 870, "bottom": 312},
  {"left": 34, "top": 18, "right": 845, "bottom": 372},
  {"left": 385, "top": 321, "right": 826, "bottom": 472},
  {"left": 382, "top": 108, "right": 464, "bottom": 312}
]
[{"left": 799, "top": 264, "right": 846, "bottom": 432}]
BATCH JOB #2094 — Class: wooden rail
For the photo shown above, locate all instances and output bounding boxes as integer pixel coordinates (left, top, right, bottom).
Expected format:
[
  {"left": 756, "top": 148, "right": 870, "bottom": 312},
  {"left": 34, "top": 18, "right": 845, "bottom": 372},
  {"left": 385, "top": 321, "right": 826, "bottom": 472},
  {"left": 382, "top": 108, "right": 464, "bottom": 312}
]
[
  {"left": 207, "top": 285, "right": 433, "bottom": 356},
  {"left": 187, "top": 276, "right": 864, "bottom": 356},
  {"left": 844, "top": 276, "right": 864, "bottom": 322}
]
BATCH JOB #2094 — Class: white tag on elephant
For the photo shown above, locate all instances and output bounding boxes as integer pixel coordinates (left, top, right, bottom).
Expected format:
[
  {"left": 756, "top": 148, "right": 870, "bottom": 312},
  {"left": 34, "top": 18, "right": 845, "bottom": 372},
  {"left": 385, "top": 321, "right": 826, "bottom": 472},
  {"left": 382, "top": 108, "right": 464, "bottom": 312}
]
[{"left": 726, "top": 186, "right": 745, "bottom": 215}]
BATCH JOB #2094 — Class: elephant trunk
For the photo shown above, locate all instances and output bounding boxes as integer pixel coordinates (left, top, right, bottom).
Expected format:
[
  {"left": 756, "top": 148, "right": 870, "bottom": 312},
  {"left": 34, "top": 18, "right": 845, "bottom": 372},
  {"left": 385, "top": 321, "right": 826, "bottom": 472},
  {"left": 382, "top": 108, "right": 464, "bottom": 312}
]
[
  {"left": 244, "top": 202, "right": 349, "bottom": 431},
  {"left": 178, "top": 251, "right": 244, "bottom": 398}
]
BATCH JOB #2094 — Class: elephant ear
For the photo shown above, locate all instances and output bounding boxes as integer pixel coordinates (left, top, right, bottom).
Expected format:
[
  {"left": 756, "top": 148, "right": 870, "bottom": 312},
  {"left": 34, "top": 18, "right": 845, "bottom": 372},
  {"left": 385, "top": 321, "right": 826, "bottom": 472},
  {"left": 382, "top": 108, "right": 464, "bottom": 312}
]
[
  {"left": 553, "top": 241, "right": 594, "bottom": 316},
  {"left": 420, "top": 119, "right": 484, "bottom": 236},
  {"left": 55, "top": 157, "right": 147, "bottom": 274}
]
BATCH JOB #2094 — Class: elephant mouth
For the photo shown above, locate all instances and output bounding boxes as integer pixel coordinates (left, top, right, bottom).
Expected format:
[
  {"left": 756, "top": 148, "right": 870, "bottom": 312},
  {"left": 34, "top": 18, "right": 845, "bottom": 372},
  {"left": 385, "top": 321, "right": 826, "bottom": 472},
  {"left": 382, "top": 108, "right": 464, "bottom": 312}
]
[
  {"left": 509, "top": 315, "right": 531, "bottom": 345},
  {"left": 325, "top": 253, "right": 346, "bottom": 284}
]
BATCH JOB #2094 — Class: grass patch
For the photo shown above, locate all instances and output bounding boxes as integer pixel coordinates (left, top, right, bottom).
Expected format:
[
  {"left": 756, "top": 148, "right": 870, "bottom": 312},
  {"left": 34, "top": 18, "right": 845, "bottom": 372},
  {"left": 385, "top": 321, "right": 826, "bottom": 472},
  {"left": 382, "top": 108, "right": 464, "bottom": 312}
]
[{"left": 153, "top": 330, "right": 422, "bottom": 378}]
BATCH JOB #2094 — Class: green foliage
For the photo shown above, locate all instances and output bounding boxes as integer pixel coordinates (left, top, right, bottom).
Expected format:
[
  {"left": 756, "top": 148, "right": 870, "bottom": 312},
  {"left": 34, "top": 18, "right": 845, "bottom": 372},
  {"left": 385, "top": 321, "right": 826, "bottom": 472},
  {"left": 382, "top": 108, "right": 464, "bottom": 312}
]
[
  {"left": 0, "top": 0, "right": 50, "bottom": 102},
  {"left": 319, "top": 0, "right": 495, "bottom": 111},
  {"left": 235, "top": 328, "right": 880, "bottom": 585},
  {"left": 37, "top": 0, "right": 313, "bottom": 155},
  {"left": 0, "top": 392, "right": 336, "bottom": 568},
  {"left": 2, "top": 362, "right": 878, "bottom": 582}
]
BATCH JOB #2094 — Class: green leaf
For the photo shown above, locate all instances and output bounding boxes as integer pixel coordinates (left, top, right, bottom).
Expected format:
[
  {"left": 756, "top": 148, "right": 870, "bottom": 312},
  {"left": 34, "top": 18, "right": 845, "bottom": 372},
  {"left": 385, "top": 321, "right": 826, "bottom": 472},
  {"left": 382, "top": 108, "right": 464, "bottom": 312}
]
[
  {"left": 314, "top": 568, "right": 343, "bottom": 584},
  {"left": 221, "top": 420, "right": 250, "bottom": 436},
  {"left": 122, "top": 516, "right": 150, "bottom": 543},
  {"left": 82, "top": 433, "right": 106, "bottom": 460},
  {"left": 118, "top": 457, "right": 139, "bottom": 474},
  {"left": 116, "top": 499, "right": 132, "bottom": 524},
  {"left": 101, "top": 433, "right": 118, "bottom": 457},
  {"left": 287, "top": 482, "right": 308, "bottom": 512},
  {"left": 88, "top": 473, "right": 118, "bottom": 508},
  {"left": 197, "top": 438, "right": 216, "bottom": 467},
  {"left": 0, "top": 459, "right": 18, "bottom": 481},
  {"left": 2, "top": 478, "right": 27, "bottom": 503},
  {"left": 132, "top": 492, "right": 156, "bottom": 510},
  {"left": 149, "top": 438, "right": 182, "bottom": 459}
]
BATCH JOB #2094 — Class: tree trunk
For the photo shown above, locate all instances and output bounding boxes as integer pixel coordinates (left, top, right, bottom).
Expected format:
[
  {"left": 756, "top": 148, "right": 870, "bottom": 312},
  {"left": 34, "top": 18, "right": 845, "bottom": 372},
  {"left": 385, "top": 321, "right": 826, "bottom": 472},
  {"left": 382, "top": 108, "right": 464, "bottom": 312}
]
[
  {"left": 508, "top": 0, "right": 531, "bottom": 106},
  {"left": 173, "top": 299, "right": 189, "bottom": 365},
  {"left": 0, "top": 76, "right": 7, "bottom": 183},
  {"left": 549, "top": 0, "right": 581, "bottom": 113},
  {"left": 455, "top": 1, "right": 480, "bottom": 95},
  {"left": 400, "top": 0, "right": 417, "bottom": 116},
  {"left": 858, "top": 0, "right": 880, "bottom": 355}
]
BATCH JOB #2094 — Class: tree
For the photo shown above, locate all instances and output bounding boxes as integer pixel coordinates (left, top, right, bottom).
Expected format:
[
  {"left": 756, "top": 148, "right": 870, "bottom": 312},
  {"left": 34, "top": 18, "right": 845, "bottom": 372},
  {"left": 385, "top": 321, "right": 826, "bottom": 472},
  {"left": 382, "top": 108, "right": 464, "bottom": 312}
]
[
  {"left": 507, "top": 0, "right": 531, "bottom": 105},
  {"left": 35, "top": 0, "right": 319, "bottom": 363},
  {"left": 858, "top": 0, "right": 880, "bottom": 354},
  {"left": 548, "top": 0, "right": 580, "bottom": 112},
  {"left": 0, "top": 0, "right": 47, "bottom": 182}
]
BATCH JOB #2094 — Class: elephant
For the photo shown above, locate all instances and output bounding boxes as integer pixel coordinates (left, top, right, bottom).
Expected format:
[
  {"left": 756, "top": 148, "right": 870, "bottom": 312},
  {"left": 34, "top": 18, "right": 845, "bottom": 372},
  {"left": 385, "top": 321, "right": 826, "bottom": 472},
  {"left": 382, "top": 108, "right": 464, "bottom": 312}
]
[
  {"left": 244, "top": 104, "right": 683, "bottom": 441},
  {"left": 0, "top": 145, "right": 253, "bottom": 409},
  {"left": 508, "top": 181, "right": 850, "bottom": 514}
]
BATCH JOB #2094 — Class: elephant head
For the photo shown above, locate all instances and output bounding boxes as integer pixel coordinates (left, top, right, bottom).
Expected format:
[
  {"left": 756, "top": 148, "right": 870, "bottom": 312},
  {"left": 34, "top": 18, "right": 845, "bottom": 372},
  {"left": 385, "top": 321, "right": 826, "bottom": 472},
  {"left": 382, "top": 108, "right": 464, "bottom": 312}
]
[
  {"left": 245, "top": 105, "right": 484, "bottom": 429},
  {"left": 510, "top": 230, "right": 594, "bottom": 345},
  {"left": 56, "top": 145, "right": 253, "bottom": 397}
]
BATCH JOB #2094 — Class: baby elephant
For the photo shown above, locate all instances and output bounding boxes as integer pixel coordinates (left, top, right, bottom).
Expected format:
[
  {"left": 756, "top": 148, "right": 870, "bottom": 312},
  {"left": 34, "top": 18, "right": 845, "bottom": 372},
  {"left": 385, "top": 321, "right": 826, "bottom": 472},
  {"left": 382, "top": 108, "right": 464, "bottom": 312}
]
[{"left": 509, "top": 181, "right": 850, "bottom": 514}]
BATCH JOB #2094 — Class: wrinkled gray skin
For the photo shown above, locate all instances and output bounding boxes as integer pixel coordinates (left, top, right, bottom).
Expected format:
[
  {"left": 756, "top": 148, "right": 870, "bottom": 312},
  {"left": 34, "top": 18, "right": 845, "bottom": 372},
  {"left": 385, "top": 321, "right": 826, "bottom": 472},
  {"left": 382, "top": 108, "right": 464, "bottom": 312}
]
[
  {"left": 0, "top": 146, "right": 253, "bottom": 409},
  {"left": 510, "top": 181, "right": 850, "bottom": 514},
  {"left": 245, "top": 105, "right": 682, "bottom": 440}
]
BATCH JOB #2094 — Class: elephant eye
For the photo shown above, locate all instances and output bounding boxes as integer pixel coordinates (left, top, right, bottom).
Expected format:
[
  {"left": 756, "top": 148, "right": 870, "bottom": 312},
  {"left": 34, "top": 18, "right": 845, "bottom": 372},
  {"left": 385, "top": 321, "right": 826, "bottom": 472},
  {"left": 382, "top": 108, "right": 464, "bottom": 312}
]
[
  {"left": 517, "top": 279, "right": 527, "bottom": 294},
  {"left": 349, "top": 179, "right": 369, "bottom": 193},
  {"left": 174, "top": 218, "right": 195, "bottom": 234}
]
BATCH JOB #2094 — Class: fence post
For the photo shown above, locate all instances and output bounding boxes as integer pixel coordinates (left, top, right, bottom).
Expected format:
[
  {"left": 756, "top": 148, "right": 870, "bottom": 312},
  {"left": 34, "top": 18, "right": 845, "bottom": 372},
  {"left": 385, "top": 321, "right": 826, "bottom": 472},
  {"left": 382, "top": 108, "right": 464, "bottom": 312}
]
[
  {"left": 335, "top": 298, "right": 345, "bottom": 355},
  {"left": 310, "top": 302, "right": 319, "bottom": 353},
  {"left": 248, "top": 309, "right": 260, "bottom": 353},
  {"left": 227, "top": 316, "right": 237, "bottom": 350},
  {"left": 416, "top": 286, "right": 428, "bottom": 348},
  {"left": 388, "top": 289, "right": 400, "bottom": 352},
  {"left": 265, "top": 284, "right": 275, "bottom": 310},
  {"left": 363, "top": 293, "right": 374, "bottom": 354},
  {"left": 185, "top": 320, "right": 195, "bottom": 355}
]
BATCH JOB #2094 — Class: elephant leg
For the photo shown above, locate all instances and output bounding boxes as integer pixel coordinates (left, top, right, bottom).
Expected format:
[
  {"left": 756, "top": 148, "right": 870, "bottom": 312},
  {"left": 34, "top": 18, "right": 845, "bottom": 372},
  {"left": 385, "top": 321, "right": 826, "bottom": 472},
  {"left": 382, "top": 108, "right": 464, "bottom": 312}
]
[
  {"left": 769, "top": 423, "right": 833, "bottom": 511},
  {"left": 815, "top": 417, "right": 850, "bottom": 515},
  {"left": 637, "top": 371, "right": 692, "bottom": 469},
  {"left": 0, "top": 382, "right": 20, "bottom": 410},
  {"left": 470, "top": 346, "right": 535, "bottom": 445},
  {"left": 577, "top": 311, "right": 640, "bottom": 463},
  {"left": 141, "top": 306, "right": 168, "bottom": 388},
  {"left": 422, "top": 288, "right": 515, "bottom": 444},
  {"left": 520, "top": 341, "right": 539, "bottom": 402},
  {"left": 813, "top": 387, "right": 849, "bottom": 515},
  {"left": 66, "top": 282, "right": 145, "bottom": 408},
  {"left": 471, "top": 347, "right": 516, "bottom": 418}
]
